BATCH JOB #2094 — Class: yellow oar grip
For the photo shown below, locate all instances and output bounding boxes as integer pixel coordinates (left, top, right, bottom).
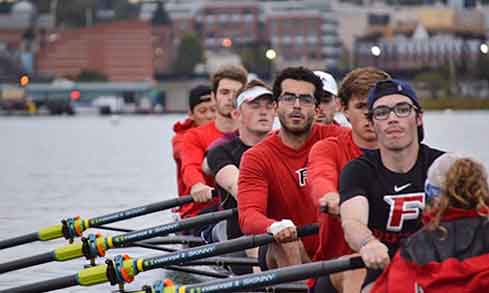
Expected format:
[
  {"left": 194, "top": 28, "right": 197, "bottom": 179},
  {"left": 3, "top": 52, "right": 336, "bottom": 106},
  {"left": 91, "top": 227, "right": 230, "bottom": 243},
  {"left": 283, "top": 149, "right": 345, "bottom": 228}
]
[
  {"left": 38, "top": 224, "right": 63, "bottom": 241},
  {"left": 77, "top": 264, "right": 109, "bottom": 285},
  {"left": 54, "top": 242, "right": 84, "bottom": 261}
]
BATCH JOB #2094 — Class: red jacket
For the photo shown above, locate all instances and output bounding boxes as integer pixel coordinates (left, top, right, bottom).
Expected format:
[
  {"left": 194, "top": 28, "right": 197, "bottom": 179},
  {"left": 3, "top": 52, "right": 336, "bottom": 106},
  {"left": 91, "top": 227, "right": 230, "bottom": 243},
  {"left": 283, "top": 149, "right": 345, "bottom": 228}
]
[
  {"left": 308, "top": 130, "right": 363, "bottom": 261},
  {"left": 238, "top": 123, "right": 349, "bottom": 258},
  {"left": 372, "top": 208, "right": 489, "bottom": 293},
  {"left": 172, "top": 118, "right": 195, "bottom": 196},
  {"left": 179, "top": 121, "right": 223, "bottom": 218}
]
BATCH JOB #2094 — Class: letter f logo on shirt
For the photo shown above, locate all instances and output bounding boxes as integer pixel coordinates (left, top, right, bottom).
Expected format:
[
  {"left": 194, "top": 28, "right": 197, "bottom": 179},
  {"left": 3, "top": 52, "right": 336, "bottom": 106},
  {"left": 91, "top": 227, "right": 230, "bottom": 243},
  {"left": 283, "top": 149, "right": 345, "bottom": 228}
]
[
  {"left": 296, "top": 168, "right": 307, "bottom": 187},
  {"left": 384, "top": 193, "right": 425, "bottom": 232}
]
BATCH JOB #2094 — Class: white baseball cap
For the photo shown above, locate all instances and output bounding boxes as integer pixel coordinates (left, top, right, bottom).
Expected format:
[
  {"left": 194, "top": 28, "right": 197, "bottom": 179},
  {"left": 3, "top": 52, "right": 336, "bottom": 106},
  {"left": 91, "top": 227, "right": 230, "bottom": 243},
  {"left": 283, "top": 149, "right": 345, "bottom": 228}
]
[
  {"left": 425, "top": 153, "right": 463, "bottom": 201},
  {"left": 314, "top": 71, "right": 338, "bottom": 96},
  {"left": 236, "top": 86, "right": 273, "bottom": 108}
]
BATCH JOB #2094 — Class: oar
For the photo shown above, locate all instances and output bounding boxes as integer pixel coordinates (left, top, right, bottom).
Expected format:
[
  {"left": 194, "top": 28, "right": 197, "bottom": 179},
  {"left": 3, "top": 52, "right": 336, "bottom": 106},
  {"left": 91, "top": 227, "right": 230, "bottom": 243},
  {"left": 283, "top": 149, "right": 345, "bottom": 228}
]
[
  {"left": 141, "top": 256, "right": 365, "bottom": 293},
  {"left": 0, "top": 193, "right": 213, "bottom": 250},
  {"left": 137, "top": 235, "right": 205, "bottom": 246},
  {"left": 0, "top": 208, "right": 235, "bottom": 274},
  {"left": 133, "top": 282, "right": 308, "bottom": 293},
  {"left": 3, "top": 224, "right": 319, "bottom": 292}
]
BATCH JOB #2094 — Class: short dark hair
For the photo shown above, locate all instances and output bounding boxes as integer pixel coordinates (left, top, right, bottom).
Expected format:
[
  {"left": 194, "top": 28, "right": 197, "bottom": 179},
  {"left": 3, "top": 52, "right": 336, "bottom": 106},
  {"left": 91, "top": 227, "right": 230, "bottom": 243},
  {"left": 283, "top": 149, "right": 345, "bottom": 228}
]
[
  {"left": 211, "top": 64, "right": 248, "bottom": 94},
  {"left": 272, "top": 66, "right": 323, "bottom": 103},
  {"left": 338, "top": 67, "right": 391, "bottom": 108}
]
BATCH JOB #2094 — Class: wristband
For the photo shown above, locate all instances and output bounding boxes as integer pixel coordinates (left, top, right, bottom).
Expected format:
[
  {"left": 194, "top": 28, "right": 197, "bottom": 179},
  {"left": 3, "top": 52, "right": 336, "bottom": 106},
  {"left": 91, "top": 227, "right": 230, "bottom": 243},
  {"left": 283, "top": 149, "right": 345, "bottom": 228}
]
[{"left": 268, "top": 219, "right": 295, "bottom": 236}]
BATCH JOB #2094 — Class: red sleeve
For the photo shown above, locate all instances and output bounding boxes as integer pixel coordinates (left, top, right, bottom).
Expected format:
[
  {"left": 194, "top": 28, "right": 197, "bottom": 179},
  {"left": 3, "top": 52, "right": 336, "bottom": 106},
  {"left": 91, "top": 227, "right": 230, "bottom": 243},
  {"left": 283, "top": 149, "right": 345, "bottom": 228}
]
[
  {"left": 181, "top": 128, "right": 206, "bottom": 188},
  {"left": 320, "top": 123, "right": 350, "bottom": 138},
  {"left": 238, "top": 149, "right": 275, "bottom": 234},
  {"left": 308, "top": 138, "right": 339, "bottom": 207},
  {"left": 172, "top": 133, "right": 184, "bottom": 162}
]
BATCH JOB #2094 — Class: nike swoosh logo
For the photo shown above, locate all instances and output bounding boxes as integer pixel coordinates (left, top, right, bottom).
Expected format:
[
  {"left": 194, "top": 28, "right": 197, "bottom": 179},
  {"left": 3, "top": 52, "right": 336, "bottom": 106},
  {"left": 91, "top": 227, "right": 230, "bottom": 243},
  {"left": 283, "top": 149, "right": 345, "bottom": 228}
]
[{"left": 394, "top": 183, "right": 412, "bottom": 192}]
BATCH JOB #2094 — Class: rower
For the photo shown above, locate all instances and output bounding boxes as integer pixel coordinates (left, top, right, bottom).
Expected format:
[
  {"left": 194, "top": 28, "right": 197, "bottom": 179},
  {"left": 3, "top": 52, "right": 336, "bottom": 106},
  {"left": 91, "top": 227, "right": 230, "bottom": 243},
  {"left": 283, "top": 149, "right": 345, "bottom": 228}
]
[
  {"left": 172, "top": 84, "right": 216, "bottom": 204},
  {"left": 179, "top": 64, "right": 247, "bottom": 228},
  {"left": 339, "top": 79, "right": 445, "bottom": 292},
  {"left": 313, "top": 70, "right": 339, "bottom": 125},
  {"left": 203, "top": 80, "right": 276, "bottom": 273},
  {"left": 372, "top": 154, "right": 489, "bottom": 292},
  {"left": 237, "top": 67, "right": 349, "bottom": 275},
  {"left": 308, "top": 67, "right": 390, "bottom": 292}
]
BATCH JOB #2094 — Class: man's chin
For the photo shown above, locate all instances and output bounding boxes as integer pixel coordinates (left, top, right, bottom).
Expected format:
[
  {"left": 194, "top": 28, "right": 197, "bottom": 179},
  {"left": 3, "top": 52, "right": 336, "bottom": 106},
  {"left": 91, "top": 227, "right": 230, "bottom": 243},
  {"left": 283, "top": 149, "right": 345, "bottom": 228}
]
[{"left": 282, "top": 123, "right": 309, "bottom": 135}]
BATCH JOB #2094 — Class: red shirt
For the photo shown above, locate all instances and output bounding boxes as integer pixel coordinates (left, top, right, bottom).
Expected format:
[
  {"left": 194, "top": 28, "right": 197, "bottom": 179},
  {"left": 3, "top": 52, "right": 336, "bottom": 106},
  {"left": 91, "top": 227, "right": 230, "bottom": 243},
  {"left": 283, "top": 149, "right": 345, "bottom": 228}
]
[
  {"left": 238, "top": 123, "right": 348, "bottom": 258},
  {"left": 179, "top": 121, "right": 224, "bottom": 218},
  {"left": 308, "top": 130, "right": 364, "bottom": 261},
  {"left": 172, "top": 118, "right": 195, "bottom": 196}
]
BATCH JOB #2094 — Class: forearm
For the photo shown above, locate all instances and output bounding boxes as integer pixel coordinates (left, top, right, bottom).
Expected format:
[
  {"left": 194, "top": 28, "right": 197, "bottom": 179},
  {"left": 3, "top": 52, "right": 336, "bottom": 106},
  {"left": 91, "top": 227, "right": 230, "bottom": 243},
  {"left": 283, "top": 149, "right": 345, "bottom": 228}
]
[
  {"left": 340, "top": 196, "right": 374, "bottom": 252},
  {"left": 341, "top": 218, "right": 375, "bottom": 252},
  {"left": 239, "top": 207, "right": 275, "bottom": 235},
  {"left": 215, "top": 165, "right": 239, "bottom": 200}
]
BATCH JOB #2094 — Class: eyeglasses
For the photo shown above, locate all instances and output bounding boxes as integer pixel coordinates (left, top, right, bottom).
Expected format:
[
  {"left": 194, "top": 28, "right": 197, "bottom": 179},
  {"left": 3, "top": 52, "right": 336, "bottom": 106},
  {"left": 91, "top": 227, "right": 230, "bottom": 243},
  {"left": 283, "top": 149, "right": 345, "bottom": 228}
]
[
  {"left": 278, "top": 94, "right": 316, "bottom": 107},
  {"left": 369, "top": 102, "right": 417, "bottom": 121}
]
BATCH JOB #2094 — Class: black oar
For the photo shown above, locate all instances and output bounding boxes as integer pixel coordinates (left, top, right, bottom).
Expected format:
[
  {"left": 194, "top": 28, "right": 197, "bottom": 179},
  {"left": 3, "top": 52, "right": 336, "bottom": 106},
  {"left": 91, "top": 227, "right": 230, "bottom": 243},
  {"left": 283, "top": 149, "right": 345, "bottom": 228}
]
[
  {"left": 0, "top": 208, "right": 234, "bottom": 274},
  {"left": 0, "top": 193, "right": 212, "bottom": 250},
  {"left": 3, "top": 224, "right": 319, "bottom": 292},
  {"left": 146, "top": 256, "right": 364, "bottom": 293},
  {"left": 138, "top": 235, "right": 205, "bottom": 246}
]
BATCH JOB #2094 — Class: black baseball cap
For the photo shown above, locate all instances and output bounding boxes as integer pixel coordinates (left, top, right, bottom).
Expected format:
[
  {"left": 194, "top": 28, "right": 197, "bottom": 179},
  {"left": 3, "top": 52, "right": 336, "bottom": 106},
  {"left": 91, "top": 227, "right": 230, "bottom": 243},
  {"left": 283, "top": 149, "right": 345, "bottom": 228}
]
[
  {"left": 367, "top": 79, "right": 424, "bottom": 142},
  {"left": 188, "top": 85, "right": 212, "bottom": 112},
  {"left": 367, "top": 79, "right": 420, "bottom": 111}
]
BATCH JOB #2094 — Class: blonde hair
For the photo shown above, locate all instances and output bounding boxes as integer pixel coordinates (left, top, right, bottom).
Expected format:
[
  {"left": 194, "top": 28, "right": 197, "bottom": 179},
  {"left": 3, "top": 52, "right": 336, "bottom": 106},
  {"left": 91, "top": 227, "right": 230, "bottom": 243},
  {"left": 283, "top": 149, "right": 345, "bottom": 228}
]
[{"left": 426, "top": 158, "right": 489, "bottom": 237}]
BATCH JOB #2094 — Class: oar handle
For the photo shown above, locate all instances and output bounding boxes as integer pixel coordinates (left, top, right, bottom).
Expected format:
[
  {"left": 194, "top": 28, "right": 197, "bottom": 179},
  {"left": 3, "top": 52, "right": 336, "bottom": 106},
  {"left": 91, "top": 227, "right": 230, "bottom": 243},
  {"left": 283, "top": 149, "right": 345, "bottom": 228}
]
[
  {"left": 297, "top": 223, "right": 319, "bottom": 237},
  {"left": 0, "top": 232, "right": 39, "bottom": 250},
  {"left": 0, "top": 274, "right": 79, "bottom": 293}
]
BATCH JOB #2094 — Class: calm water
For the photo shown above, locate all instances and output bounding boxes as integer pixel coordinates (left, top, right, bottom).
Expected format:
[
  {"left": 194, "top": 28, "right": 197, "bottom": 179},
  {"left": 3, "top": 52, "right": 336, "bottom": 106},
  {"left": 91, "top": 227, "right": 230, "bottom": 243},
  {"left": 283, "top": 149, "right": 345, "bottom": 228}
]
[{"left": 0, "top": 111, "right": 488, "bottom": 292}]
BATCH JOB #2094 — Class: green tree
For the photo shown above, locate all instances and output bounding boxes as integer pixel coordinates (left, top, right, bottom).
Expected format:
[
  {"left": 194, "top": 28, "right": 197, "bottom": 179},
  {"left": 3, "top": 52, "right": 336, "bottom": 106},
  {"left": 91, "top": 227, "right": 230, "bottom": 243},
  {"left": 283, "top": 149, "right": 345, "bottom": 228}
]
[
  {"left": 240, "top": 45, "right": 272, "bottom": 80},
  {"left": 172, "top": 33, "right": 204, "bottom": 76},
  {"left": 76, "top": 69, "right": 108, "bottom": 82},
  {"left": 414, "top": 70, "right": 448, "bottom": 99}
]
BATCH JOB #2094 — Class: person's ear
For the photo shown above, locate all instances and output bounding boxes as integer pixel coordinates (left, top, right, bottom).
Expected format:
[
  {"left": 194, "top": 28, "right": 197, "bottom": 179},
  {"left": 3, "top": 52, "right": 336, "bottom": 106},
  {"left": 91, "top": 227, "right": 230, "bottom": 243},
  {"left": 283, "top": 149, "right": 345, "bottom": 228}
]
[
  {"left": 231, "top": 108, "right": 240, "bottom": 120},
  {"left": 335, "top": 96, "right": 341, "bottom": 112},
  {"left": 416, "top": 112, "right": 423, "bottom": 127}
]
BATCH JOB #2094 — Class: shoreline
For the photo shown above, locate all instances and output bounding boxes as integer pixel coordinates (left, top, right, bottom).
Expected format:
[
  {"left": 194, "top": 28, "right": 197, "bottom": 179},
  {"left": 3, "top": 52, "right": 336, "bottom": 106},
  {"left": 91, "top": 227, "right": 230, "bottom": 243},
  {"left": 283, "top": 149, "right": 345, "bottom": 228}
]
[{"left": 421, "top": 98, "right": 489, "bottom": 110}]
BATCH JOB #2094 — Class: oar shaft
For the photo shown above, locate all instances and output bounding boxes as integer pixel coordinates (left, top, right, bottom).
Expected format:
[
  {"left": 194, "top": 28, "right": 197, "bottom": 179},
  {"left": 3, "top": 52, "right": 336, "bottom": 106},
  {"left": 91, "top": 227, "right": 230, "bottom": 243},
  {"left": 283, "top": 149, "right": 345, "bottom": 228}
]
[
  {"left": 0, "top": 233, "right": 39, "bottom": 250},
  {"left": 0, "top": 209, "right": 233, "bottom": 275},
  {"left": 111, "top": 208, "right": 235, "bottom": 247},
  {"left": 0, "top": 274, "right": 79, "bottom": 293},
  {"left": 165, "top": 265, "right": 229, "bottom": 278},
  {"left": 184, "top": 257, "right": 364, "bottom": 293},
  {"left": 0, "top": 252, "right": 55, "bottom": 274},
  {"left": 0, "top": 194, "right": 201, "bottom": 250},
  {"left": 89, "top": 195, "right": 194, "bottom": 227},
  {"left": 141, "top": 223, "right": 318, "bottom": 272}
]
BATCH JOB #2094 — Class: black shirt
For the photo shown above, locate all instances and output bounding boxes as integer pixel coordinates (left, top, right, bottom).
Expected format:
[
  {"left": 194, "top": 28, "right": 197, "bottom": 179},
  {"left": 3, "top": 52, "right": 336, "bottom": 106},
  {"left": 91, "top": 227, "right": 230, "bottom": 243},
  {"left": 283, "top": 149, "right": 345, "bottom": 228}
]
[
  {"left": 339, "top": 144, "right": 444, "bottom": 254},
  {"left": 207, "top": 136, "right": 250, "bottom": 239}
]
